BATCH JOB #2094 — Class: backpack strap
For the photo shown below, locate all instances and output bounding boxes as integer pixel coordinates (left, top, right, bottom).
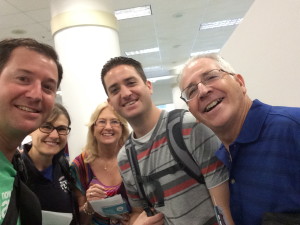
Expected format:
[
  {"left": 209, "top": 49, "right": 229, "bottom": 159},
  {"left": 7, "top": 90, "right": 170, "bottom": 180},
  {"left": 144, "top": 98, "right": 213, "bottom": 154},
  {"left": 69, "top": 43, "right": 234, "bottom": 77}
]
[
  {"left": 2, "top": 177, "right": 19, "bottom": 225},
  {"left": 166, "top": 109, "right": 205, "bottom": 184},
  {"left": 3, "top": 152, "right": 42, "bottom": 225},
  {"left": 125, "top": 138, "right": 155, "bottom": 216},
  {"left": 58, "top": 154, "right": 80, "bottom": 225}
]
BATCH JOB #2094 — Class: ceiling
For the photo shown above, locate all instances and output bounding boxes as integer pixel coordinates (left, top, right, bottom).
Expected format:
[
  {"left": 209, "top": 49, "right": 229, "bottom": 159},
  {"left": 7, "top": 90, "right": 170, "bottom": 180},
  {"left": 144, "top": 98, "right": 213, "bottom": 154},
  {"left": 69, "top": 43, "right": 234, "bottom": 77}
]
[{"left": 0, "top": 0, "right": 255, "bottom": 105}]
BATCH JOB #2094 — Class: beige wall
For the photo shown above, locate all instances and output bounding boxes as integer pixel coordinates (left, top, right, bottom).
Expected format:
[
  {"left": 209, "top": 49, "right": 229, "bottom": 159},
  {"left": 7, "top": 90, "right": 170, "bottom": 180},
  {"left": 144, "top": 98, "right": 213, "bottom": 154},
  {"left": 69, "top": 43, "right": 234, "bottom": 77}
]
[{"left": 221, "top": 0, "right": 300, "bottom": 107}]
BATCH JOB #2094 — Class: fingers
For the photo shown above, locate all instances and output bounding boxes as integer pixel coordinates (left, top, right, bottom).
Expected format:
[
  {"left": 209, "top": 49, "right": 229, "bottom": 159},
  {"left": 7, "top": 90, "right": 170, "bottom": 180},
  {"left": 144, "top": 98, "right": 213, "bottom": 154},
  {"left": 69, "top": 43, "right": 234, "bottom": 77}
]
[
  {"left": 86, "top": 185, "right": 107, "bottom": 201},
  {"left": 145, "top": 212, "right": 164, "bottom": 225},
  {"left": 134, "top": 211, "right": 164, "bottom": 225}
]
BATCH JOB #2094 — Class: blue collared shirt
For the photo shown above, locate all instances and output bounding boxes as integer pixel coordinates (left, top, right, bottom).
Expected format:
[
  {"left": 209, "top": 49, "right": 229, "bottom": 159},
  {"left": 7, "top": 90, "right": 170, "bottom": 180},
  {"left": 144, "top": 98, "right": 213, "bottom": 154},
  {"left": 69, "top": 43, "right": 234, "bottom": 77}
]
[{"left": 216, "top": 99, "right": 300, "bottom": 225}]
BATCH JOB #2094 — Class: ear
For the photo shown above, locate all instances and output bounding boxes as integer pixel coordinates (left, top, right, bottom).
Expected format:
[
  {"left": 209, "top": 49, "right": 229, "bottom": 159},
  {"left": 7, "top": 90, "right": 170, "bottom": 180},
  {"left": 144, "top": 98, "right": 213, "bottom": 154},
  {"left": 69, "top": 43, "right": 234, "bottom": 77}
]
[
  {"left": 146, "top": 80, "right": 153, "bottom": 94},
  {"left": 235, "top": 74, "right": 247, "bottom": 94}
]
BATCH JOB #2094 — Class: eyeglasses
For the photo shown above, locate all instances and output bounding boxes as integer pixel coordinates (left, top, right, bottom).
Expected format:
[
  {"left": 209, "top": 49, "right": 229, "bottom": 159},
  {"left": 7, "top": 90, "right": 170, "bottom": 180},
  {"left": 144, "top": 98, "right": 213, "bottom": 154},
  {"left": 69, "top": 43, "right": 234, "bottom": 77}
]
[
  {"left": 39, "top": 124, "right": 71, "bottom": 135},
  {"left": 180, "top": 69, "right": 235, "bottom": 102},
  {"left": 94, "top": 119, "right": 121, "bottom": 127}
]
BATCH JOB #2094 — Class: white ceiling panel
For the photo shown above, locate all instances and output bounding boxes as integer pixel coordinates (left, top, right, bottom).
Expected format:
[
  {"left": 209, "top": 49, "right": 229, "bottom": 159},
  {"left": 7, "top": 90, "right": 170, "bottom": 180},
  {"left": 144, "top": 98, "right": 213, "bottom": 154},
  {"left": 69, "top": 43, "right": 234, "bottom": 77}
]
[{"left": 0, "top": 0, "right": 255, "bottom": 105}]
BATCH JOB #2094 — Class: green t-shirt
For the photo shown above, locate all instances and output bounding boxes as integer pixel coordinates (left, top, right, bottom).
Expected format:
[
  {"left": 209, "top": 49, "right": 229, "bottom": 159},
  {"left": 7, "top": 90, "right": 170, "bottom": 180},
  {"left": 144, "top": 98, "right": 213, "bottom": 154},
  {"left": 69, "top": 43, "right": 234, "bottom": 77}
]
[{"left": 0, "top": 151, "right": 18, "bottom": 224}]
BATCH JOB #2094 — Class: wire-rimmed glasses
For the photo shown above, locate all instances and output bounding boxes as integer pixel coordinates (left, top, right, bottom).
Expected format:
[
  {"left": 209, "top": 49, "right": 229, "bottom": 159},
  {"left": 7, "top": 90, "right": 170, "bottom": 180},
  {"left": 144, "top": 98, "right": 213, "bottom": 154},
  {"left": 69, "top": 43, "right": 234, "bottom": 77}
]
[{"left": 180, "top": 69, "right": 235, "bottom": 103}]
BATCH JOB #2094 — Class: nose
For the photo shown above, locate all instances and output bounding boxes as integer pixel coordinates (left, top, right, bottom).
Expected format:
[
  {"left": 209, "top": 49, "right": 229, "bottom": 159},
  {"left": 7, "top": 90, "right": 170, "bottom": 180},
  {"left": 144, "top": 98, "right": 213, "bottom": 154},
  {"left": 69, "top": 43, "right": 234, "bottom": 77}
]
[
  {"left": 120, "top": 85, "right": 133, "bottom": 99},
  {"left": 25, "top": 82, "right": 42, "bottom": 102},
  {"left": 197, "top": 82, "right": 211, "bottom": 98},
  {"left": 103, "top": 121, "right": 113, "bottom": 129},
  {"left": 48, "top": 128, "right": 60, "bottom": 137}
]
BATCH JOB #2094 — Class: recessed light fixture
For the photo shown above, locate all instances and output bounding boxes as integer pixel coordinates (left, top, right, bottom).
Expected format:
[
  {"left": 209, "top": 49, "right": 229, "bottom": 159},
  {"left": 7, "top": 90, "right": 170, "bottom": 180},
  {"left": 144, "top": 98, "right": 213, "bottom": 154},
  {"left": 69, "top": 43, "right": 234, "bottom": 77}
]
[
  {"left": 191, "top": 49, "right": 220, "bottom": 56},
  {"left": 125, "top": 47, "right": 159, "bottom": 56},
  {"left": 115, "top": 5, "right": 152, "bottom": 20},
  {"left": 199, "top": 18, "right": 243, "bottom": 30}
]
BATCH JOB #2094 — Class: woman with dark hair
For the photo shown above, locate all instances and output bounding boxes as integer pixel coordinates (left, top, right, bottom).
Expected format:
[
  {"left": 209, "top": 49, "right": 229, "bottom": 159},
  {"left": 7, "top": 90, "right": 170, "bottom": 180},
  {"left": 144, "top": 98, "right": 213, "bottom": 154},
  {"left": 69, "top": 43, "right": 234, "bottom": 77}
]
[
  {"left": 21, "top": 103, "right": 79, "bottom": 224},
  {"left": 71, "top": 102, "right": 130, "bottom": 225}
]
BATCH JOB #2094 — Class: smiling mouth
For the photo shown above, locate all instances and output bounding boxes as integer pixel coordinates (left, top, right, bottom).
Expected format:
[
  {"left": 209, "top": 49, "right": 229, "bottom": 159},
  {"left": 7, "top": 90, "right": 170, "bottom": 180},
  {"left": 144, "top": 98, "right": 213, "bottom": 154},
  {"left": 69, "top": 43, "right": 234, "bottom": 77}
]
[
  {"left": 204, "top": 98, "right": 224, "bottom": 112},
  {"left": 123, "top": 99, "right": 137, "bottom": 107},
  {"left": 17, "top": 105, "right": 39, "bottom": 113}
]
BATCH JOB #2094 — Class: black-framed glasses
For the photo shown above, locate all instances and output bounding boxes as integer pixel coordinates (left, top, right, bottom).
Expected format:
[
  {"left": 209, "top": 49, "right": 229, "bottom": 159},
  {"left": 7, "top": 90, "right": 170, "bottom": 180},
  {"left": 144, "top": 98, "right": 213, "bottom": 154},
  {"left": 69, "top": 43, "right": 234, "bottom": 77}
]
[
  {"left": 180, "top": 69, "right": 235, "bottom": 103},
  {"left": 39, "top": 124, "right": 71, "bottom": 135},
  {"left": 94, "top": 119, "right": 121, "bottom": 127}
]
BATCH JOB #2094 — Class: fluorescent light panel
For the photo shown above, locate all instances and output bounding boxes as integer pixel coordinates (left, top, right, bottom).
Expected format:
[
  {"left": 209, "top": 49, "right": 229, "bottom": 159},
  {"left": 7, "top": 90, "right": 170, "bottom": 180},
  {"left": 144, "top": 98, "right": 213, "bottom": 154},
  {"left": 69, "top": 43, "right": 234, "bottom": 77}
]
[
  {"left": 191, "top": 49, "right": 220, "bottom": 57},
  {"left": 200, "top": 18, "right": 243, "bottom": 30},
  {"left": 125, "top": 47, "right": 159, "bottom": 56},
  {"left": 148, "top": 75, "right": 174, "bottom": 83},
  {"left": 115, "top": 6, "right": 152, "bottom": 20}
]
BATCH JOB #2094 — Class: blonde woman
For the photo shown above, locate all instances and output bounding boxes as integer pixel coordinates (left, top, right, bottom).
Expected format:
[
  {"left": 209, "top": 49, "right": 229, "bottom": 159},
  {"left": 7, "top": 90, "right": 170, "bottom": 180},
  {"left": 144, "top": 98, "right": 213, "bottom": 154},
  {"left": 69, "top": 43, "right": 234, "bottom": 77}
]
[{"left": 71, "top": 102, "right": 130, "bottom": 225}]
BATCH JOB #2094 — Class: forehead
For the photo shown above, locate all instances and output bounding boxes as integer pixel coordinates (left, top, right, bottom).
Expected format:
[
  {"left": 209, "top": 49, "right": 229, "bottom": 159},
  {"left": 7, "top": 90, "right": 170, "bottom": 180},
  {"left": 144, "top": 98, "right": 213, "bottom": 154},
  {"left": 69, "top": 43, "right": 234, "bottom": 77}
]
[
  {"left": 181, "top": 58, "right": 217, "bottom": 88},
  {"left": 98, "top": 107, "right": 117, "bottom": 119},
  {"left": 104, "top": 65, "right": 143, "bottom": 86},
  {"left": 5, "top": 47, "right": 58, "bottom": 83},
  {"left": 47, "top": 114, "right": 69, "bottom": 125}
]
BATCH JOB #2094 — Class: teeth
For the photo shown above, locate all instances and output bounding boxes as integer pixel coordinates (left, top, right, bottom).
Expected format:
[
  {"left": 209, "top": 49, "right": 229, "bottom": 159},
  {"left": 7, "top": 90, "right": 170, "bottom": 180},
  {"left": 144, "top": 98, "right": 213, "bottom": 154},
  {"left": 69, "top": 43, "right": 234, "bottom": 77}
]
[
  {"left": 18, "top": 105, "right": 37, "bottom": 113},
  {"left": 205, "top": 98, "right": 223, "bottom": 112},
  {"left": 45, "top": 141, "right": 58, "bottom": 145},
  {"left": 103, "top": 133, "right": 113, "bottom": 136},
  {"left": 125, "top": 100, "right": 136, "bottom": 106}
]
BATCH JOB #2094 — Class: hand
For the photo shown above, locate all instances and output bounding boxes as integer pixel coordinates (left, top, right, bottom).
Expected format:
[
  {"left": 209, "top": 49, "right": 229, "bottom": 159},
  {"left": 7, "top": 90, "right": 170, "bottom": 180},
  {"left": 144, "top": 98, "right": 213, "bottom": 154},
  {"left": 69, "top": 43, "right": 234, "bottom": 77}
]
[
  {"left": 133, "top": 211, "right": 164, "bottom": 225},
  {"left": 86, "top": 184, "right": 107, "bottom": 201}
]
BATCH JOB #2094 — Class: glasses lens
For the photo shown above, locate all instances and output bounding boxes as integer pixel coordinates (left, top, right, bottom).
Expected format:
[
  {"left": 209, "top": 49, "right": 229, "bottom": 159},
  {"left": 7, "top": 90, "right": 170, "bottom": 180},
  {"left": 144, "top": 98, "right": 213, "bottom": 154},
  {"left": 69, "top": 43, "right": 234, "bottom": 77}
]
[
  {"left": 56, "top": 126, "right": 70, "bottom": 135},
  {"left": 95, "top": 120, "right": 121, "bottom": 127},
  {"left": 110, "top": 120, "right": 121, "bottom": 127},
  {"left": 40, "top": 124, "right": 53, "bottom": 133}
]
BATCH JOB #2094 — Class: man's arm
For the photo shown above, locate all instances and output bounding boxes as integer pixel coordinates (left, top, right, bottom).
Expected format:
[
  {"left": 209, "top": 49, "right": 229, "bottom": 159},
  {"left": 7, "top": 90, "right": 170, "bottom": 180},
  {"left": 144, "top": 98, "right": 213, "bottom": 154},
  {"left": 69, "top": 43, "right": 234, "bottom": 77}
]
[
  {"left": 208, "top": 181, "right": 235, "bottom": 225},
  {"left": 129, "top": 207, "right": 164, "bottom": 225}
]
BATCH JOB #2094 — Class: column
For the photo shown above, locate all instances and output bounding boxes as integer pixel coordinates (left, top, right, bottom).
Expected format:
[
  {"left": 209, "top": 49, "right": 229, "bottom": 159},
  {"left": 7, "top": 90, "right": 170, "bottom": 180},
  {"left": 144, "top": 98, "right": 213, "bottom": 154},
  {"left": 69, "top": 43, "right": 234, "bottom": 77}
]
[{"left": 50, "top": 0, "right": 120, "bottom": 161}]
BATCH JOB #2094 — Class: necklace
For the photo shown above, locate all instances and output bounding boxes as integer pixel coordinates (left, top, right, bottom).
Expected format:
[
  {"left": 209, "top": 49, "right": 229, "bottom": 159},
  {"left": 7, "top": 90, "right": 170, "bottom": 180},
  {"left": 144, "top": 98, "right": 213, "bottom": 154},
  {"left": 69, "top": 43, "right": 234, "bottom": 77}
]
[{"left": 103, "top": 160, "right": 116, "bottom": 171}]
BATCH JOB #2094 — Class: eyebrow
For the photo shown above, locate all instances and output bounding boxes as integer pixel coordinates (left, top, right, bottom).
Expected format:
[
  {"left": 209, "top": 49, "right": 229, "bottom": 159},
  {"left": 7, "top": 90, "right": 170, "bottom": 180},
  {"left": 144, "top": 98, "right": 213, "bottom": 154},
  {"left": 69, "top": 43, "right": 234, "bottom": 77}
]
[
  {"left": 107, "top": 76, "right": 137, "bottom": 91},
  {"left": 17, "top": 69, "right": 58, "bottom": 86}
]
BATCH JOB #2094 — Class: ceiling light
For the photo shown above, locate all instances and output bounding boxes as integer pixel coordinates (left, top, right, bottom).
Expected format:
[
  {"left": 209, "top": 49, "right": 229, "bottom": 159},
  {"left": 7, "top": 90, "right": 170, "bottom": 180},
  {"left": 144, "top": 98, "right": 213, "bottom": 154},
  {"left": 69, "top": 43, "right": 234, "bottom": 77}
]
[
  {"left": 125, "top": 47, "right": 159, "bottom": 56},
  {"left": 144, "top": 66, "right": 162, "bottom": 72},
  {"left": 199, "top": 18, "right": 243, "bottom": 30},
  {"left": 191, "top": 49, "right": 220, "bottom": 56},
  {"left": 148, "top": 75, "right": 174, "bottom": 83},
  {"left": 115, "top": 6, "right": 152, "bottom": 20}
]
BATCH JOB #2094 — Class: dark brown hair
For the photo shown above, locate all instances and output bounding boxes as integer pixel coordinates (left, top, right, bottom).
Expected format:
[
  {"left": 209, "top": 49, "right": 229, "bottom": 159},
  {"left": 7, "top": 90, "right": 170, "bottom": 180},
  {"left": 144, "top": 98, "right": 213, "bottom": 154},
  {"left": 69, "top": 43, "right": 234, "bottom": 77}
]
[{"left": 101, "top": 56, "right": 146, "bottom": 94}]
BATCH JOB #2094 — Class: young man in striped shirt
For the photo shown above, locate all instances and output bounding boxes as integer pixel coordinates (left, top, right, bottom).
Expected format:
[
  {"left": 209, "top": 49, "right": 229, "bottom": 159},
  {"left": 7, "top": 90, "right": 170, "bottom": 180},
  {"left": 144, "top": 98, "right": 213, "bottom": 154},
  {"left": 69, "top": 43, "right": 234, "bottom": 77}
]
[{"left": 101, "top": 56, "right": 234, "bottom": 225}]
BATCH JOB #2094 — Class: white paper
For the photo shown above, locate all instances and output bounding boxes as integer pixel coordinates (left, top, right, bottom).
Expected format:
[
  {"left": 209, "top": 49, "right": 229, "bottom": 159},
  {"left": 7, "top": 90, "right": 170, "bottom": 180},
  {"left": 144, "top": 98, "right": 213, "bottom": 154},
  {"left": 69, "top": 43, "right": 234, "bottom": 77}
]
[
  {"left": 89, "top": 194, "right": 129, "bottom": 218},
  {"left": 42, "top": 210, "right": 72, "bottom": 225}
]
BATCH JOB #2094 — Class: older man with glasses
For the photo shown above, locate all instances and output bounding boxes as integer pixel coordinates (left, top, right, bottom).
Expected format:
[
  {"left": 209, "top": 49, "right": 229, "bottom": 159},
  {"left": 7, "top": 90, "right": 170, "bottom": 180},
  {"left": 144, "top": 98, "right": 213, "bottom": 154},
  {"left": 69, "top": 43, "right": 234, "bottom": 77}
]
[{"left": 179, "top": 53, "right": 300, "bottom": 225}]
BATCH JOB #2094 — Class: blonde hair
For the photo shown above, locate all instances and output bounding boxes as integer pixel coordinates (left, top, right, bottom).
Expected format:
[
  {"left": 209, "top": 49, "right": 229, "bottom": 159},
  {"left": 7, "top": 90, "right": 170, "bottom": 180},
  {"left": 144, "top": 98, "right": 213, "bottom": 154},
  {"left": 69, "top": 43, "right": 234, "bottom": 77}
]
[{"left": 84, "top": 102, "right": 129, "bottom": 163}]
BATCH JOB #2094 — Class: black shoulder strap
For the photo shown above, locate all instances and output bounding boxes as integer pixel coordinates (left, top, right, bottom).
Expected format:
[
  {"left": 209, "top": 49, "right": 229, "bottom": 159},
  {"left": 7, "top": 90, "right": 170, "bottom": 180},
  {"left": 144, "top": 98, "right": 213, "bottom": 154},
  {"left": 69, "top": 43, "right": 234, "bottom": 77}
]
[
  {"left": 166, "top": 109, "right": 205, "bottom": 184},
  {"left": 2, "top": 177, "right": 19, "bottom": 225},
  {"left": 3, "top": 152, "right": 42, "bottom": 225},
  {"left": 125, "top": 139, "right": 154, "bottom": 216},
  {"left": 58, "top": 155, "right": 80, "bottom": 225},
  {"left": 58, "top": 155, "right": 75, "bottom": 187}
]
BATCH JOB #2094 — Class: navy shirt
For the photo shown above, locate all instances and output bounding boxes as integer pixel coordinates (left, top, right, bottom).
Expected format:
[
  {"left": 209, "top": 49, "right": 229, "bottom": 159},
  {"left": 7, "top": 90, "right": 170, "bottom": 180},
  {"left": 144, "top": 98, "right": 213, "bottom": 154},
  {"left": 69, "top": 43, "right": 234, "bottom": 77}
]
[{"left": 216, "top": 100, "right": 300, "bottom": 225}]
